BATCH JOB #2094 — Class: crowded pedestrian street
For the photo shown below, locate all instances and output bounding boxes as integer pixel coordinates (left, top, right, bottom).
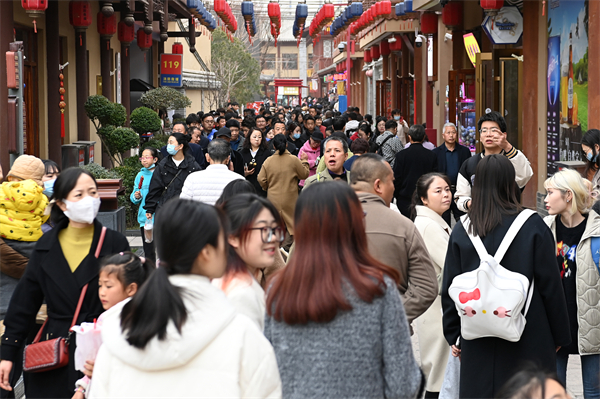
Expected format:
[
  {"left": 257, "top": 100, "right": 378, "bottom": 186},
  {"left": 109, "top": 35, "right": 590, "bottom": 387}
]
[{"left": 1, "top": 0, "right": 599, "bottom": 398}]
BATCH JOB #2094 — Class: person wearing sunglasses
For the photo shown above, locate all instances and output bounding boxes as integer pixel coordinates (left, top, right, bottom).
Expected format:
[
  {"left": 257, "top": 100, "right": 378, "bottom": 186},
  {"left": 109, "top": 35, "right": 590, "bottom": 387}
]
[
  {"left": 130, "top": 147, "right": 161, "bottom": 263},
  {"left": 213, "top": 194, "right": 285, "bottom": 331},
  {"left": 454, "top": 111, "right": 533, "bottom": 213}
]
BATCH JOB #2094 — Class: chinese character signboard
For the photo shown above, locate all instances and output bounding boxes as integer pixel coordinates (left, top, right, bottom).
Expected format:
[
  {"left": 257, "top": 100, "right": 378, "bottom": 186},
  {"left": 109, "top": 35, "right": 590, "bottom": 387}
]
[{"left": 160, "top": 54, "right": 183, "bottom": 87}]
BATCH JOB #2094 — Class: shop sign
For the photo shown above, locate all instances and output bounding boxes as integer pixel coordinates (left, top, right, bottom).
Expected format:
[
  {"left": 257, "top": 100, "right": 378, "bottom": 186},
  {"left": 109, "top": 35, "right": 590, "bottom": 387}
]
[
  {"left": 481, "top": 6, "right": 523, "bottom": 45},
  {"left": 160, "top": 54, "right": 183, "bottom": 87},
  {"left": 246, "top": 101, "right": 263, "bottom": 112},
  {"left": 463, "top": 33, "right": 480, "bottom": 67},
  {"left": 282, "top": 87, "right": 299, "bottom": 95},
  {"left": 334, "top": 72, "right": 347, "bottom": 81}
]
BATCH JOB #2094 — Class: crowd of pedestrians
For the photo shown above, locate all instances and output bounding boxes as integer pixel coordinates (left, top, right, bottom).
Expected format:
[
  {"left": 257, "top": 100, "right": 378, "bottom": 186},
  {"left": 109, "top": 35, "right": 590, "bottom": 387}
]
[{"left": 0, "top": 99, "right": 598, "bottom": 399}]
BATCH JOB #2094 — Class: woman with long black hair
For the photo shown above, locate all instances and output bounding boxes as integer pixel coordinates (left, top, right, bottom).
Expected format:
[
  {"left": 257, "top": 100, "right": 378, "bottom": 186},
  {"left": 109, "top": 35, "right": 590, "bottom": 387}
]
[
  {"left": 441, "top": 155, "right": 571, "bottom": 398},
  {"left": 0, "top": 168, "right": 130, "bottom": 398},
  {"left": 87, "top": 199, "right": 281, "bottom": 398}
]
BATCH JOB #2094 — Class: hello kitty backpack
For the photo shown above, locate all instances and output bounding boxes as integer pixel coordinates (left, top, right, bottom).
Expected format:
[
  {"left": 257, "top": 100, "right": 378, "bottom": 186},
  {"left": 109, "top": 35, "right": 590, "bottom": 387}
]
[{"left": 448, "top": 209, "right": 536, "bottom": 342}]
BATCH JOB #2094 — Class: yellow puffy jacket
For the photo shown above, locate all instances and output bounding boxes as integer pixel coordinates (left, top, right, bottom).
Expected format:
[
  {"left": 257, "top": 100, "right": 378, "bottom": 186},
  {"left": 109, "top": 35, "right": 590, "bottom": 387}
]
[{"left": 0, "top": 180, "right": 49, "bottom": 241}]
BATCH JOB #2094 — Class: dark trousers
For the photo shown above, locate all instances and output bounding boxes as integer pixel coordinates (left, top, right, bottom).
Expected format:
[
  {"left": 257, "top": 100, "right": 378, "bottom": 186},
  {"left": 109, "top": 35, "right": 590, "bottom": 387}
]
[{"left": 140, "top": 227, "right": 156, "bottom": 263}]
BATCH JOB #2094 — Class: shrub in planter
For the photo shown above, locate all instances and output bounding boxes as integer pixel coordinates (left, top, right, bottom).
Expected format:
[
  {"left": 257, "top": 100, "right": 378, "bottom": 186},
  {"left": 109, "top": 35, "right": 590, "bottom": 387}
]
[{"left": 130, "top": 106, "right": 161, "bottom": 136}]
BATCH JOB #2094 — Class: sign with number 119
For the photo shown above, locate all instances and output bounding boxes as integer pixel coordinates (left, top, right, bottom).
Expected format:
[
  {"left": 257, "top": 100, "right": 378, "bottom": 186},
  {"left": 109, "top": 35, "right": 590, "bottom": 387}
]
[{"left": 160, "top": 54, "right": 183, "bottom": 87}]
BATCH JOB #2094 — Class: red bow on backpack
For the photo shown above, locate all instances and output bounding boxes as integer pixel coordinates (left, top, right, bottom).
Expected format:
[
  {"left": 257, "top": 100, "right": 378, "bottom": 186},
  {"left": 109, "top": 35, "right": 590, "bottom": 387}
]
[{"left": 459, "top": 288, "right": 481, "bottom": 304}]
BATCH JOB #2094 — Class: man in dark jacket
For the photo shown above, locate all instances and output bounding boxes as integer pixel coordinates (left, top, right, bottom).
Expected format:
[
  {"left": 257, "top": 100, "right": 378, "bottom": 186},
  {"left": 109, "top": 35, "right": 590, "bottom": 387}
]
[
  {"left": 393, "top": 124, "right": 438, "bottom": 217},
  {"left": 214, "top": 127, "right": 244, "bottom": 176},
  {"left": 432, "top": 122, "right": 472, "bottom": 225}
]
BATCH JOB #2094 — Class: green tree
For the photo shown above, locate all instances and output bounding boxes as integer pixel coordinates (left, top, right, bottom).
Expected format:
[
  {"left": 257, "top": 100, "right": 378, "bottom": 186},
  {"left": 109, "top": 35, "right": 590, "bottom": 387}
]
[
  {"left": 85, "top": 95, "right": 136, "bottom": 167},
  {"left": 139, "top": 87, "right": 192, "bottom": 113},
  {"left": 130, "top": 106, "right": 162, "bottom": 135},
  {"left": 211, "top": 29, "right": 261, "bottom": 107}
]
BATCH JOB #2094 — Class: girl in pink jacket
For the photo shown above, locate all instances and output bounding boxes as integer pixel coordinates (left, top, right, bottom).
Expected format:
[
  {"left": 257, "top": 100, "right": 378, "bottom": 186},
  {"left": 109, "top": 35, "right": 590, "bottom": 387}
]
[{"left": 298, "top": 132, "right": 324, "bottom": 187}]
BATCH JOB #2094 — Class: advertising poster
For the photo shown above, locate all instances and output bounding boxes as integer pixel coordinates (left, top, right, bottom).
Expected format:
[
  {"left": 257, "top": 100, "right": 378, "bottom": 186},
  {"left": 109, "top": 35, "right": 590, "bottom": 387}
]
[{"left": 548, "top": 0, "right": 588, "bottom": 165}]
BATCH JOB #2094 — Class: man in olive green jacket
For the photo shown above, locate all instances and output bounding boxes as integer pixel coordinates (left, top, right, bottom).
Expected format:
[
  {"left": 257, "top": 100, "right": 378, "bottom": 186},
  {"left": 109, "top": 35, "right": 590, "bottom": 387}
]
[{"left": 351, "top": 154, "right": 438, "bottom": 327}]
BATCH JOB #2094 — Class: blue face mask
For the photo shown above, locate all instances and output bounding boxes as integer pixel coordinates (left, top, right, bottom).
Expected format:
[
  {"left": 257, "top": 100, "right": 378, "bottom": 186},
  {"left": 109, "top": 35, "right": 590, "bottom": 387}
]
[
  {"left": 43, "top": 179, "right": 56, "bottom": 198},
  {"left": 166, "top": 144, "right": 179, "bottom": 156},
  {"left": 586, "top": 151, "right": 598, "bottom": 163},
  {"left": 394, "top": 116, "right": 400, "bottom": 121},
  {"left": 266, "top": 137, "right": 271, "bottom": 142},
  {"left": 293, "top": 133, "right": 301, "bottom": 139}
]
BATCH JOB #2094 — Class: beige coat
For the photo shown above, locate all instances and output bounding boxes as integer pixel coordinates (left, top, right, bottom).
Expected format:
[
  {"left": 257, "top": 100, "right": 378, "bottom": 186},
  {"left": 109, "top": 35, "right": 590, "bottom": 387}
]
[
  {"left": 357, "top": 192, "right": 438, "bottom": 325},
  {"left": 258, "top": 151, "right": 309, "bottom": 235},
  {"left": 413, "top": 205, "right": 451, "bottom": 392},
  {"left": 544, "top": 210, "right": 600, "bottom": 355}
]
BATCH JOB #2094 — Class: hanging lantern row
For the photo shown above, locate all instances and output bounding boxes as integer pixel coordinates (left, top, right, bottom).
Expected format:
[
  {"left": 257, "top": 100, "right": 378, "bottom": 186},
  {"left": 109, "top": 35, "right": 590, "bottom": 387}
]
[
  {"left": 351, "top": 0, "right": 392, "bottom": 36},
  {"left": 420, "top": 12, "right": 437, "bottom": 35},
  {"left": 187, "top": 0, "right": 217, "bottom": 31},
  {"left": 97, "top": 12, "right": 117, "bottom": 38},
  {"left": 330, "top": 2, "right": 362, "bottom": 38},
  {"left": 293, "top": 2, "right": 308, "bottom": 39},
  {"left": 480, "top": 0, "right": 503, "bottom": 16},
  {"left": 442, "top": 1, "right": 463, "bottom": 30},
  {"left": 309, "top": 2, "right": 334, "bottom": 38},
  {"left": 241, "top": 1, "right": 257, "bottom": 37},
  {"left": 394, "top": 0, "right": 416, "bottom": 19},
  {"left": 21, "top": 0, "right": 48, "bottom": 32},
  {"left": 214, "top": 0, "right": 237, "bottom": 32},
  {"left": 268, "top": 1, "right": 281, "bottom": 41}
]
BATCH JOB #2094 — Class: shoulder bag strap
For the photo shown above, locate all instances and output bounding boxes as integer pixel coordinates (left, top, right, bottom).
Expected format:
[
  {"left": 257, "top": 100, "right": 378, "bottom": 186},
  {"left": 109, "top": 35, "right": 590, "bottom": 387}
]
[
  {"left": 493, "top": 209, "right": 536, "bottom": 264},
  {"left": 461, "top": 215, "right": 490, "bottom": 260},
  {"left": 379, "top": 134, "right": 394, "bottom": 148},
  {"left": 161, "top": 169, "right": 183, "bottom": 196},
  {"left": 33, "top": 227, "right": 107, "bottom": 343}
]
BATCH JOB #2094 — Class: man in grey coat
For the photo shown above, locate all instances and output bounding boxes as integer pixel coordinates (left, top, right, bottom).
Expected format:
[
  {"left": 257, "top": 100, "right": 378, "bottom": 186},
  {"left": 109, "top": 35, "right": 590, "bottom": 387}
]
[{"left": 351, "top": 153, "right": 438, "bottom": 327}]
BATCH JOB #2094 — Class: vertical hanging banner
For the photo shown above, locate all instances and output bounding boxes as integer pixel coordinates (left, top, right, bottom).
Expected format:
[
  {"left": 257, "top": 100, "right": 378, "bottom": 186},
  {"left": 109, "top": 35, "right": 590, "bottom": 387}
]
[
  {"left": 548, "top": 0, "right": 588, "bottom": 164},
  {"left": 160, "top": 54, "right": 183, "bottom": 87},
  {"left": 463, "top": 33, "right": 480, "bottom": 67},
  {"left": 547, "top": 36, "right": 560, "bottom": 176}
]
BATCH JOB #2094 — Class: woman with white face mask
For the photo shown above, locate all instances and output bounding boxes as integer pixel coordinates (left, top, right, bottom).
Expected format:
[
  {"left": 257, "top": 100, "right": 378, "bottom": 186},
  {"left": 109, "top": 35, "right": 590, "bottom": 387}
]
[{"left": 0, "top": 168, "right": 130, "bottom": 398}]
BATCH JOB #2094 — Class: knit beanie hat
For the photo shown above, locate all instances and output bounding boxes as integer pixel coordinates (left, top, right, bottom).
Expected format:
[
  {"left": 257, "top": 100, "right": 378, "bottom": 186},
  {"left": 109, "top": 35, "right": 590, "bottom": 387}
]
[{"left": 7, "top": 155, "right": 45, "bottom": 187}]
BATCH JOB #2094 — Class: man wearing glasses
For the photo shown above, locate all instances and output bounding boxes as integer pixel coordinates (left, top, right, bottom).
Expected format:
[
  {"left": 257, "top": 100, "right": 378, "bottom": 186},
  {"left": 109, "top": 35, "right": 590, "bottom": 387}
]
[
  {"left": 201, "top": 113, "right": 217, "bottom": 140},
  {"left": 454, "top": 111, "right": 533, "bottom": 212}
]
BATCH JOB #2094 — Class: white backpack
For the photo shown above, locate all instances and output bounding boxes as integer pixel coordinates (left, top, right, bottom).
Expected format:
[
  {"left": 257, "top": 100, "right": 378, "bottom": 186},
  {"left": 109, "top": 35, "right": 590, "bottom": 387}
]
[{"left": 448, "top": 209, "right": 536, "bottom": 342}]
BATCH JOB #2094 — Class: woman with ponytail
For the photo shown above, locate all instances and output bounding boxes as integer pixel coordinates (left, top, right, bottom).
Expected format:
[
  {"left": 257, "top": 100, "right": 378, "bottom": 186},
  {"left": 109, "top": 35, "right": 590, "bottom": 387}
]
[
  {"left": 88, "top": 199, "right": 282, "bottom": 398},
  {"left": 258, "top": 135, "right": 309, "bottom": 247},
  {"left": 144, "top": 133, "right": 201, "bottom": 220}
]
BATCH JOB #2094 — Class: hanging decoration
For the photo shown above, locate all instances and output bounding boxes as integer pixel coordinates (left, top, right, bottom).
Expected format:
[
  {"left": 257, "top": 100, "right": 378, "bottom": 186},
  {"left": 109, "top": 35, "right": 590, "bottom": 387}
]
[
  {"left": 331, "top": 1, "right": 362, "bottom": 38},
  {"left": 58, "top": 66, "right": 66, "bottom": 138},
  {"left": 97, "top": 12, "right": 117, "bottom": 50},
  {"left": 442, "top": 1, "right": 463, "bottom": 30},
  {"left": 268, "top": 0, "right": 281, "bottom": 44},
  {"left": 293, "top": 1, "right": 308, "bottom": 42},
  {"left": 309, "top": 1, "right": 334, "bottom": 38},
  {"left": 214, "top": 0, "right": 237, "bottom": 32},
  {"left": 480, "top": 0, "right": 503, "bottom": 16},
  {"left": 388, "top": 35, "right": 402, "bottom": 51},
  {"left": 118, "top": 20, "right": 134, "bottom": 56},
  {"left": 420, "top": 12, "right": 438, "bottom": 35},
  {"left": 364, "top": 48, "right": 372, "bottom": 63},
  {"left": 21, "top": 0, "right": 48, "bottom": 33},
  {"left": 172, "top": 42, "right": 184, "bottom": 54},
  {"left": 188, "top": 0, "right": 217, "bottom": 31},
  {"left": 69, "top": 1, "right": 92, "bottom": 29},
  {"left": 242, "top": 1, "right": 257, "bottom": 39},
  {"left": 137, "top": 29, "right": 152, "bottom": 62}
]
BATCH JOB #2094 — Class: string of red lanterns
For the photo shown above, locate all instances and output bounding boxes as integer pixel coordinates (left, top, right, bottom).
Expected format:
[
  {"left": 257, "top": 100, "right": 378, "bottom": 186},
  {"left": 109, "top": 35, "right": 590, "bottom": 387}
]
[{"left": 214, "top": 0, "right": 237, "bottom": 33}]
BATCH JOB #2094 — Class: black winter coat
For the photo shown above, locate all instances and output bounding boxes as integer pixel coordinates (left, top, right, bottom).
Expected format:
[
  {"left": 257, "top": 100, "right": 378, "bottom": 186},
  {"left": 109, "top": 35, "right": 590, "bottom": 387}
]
[
  {"left": 240, "top": 147, "right": 271, "bottom": 197},
  {"left": 441, "top": 214, "right": 571, "bottom": 398},
  {"left": 393, "top": 143, "right": 438, "bottom": 215},
  {"left": 432, "top": 143, "right": 472, "bottom": 186},
  {"left": 0, "top": 219, "right": 130, "bottom": 398},
  {"left": 144, "top": 154, "right": 201, "bottom": 215}
]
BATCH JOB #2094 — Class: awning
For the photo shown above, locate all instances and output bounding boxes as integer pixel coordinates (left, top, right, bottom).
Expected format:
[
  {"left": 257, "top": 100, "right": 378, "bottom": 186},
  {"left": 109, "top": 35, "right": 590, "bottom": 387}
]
[
  {"left": 317, "top": 64, "right": 336, "bottom": 76},
  {"left": 358, "top": 19, "right": 418, "bottom": 50},
  {"left": 412, "top": 0, "right": 443, "bottom": 11}
]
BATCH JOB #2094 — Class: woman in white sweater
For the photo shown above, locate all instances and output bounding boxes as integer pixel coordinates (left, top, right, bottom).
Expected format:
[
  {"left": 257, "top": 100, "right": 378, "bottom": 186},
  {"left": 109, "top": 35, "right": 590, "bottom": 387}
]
[
  {"left": 213, "top": 194, "right": 285, "bottom": 330},
  {"left": 88, "top": 199, "right": 281, "bottom": 398},
  {"left": 411, "top": 173, "right": 453, "bottom": 399}
]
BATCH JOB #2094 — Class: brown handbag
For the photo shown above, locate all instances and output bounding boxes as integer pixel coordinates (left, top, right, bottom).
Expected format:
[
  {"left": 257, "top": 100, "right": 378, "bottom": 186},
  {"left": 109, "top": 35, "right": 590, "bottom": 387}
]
[{"left": 22, "top": 227, "right": 107, "bottom": 373}]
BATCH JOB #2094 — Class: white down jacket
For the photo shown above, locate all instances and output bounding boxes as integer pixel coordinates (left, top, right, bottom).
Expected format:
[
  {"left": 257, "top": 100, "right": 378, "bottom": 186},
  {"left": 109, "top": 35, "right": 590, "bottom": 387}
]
[
  {"left": 544, "top": 210, "right": 600, "bottom": 355},
  {"left": 88, "top": 274, "right": 282, "bottom": 398},
  {"left": 180, "top": 164, "right": 244, "bottom": 205}
]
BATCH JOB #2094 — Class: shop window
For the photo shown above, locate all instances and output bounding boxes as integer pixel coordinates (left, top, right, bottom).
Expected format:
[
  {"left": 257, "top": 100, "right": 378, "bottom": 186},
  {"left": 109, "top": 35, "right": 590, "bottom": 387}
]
[{"left": 282, "top": 53, "right": 298, "bottom": 70}]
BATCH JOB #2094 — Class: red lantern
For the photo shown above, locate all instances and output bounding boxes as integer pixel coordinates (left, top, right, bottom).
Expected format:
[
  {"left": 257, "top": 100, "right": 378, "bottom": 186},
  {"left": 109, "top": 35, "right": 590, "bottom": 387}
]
[
  {"left": 442, "top": 2, "right": 463, "bottom": 30},
  {"left": 323, "top": 3, "right": 334, "bottom": 19},
  {"left": 69, "top": 1, "right": 92, "bottom": 29},
  {"left": 371, "top": 45, "right": 380, "bottom": 60},
  {"left": 21, "top": 0, "right": 48, "bottom": 17},
  {"left": 214, "top": 0, "right": 226, "bottom": 13},
  {"left": 375, "top": 2, "right": 382, "bottom": 17},
  {"left": 381, "top": 1, "right": 392, "bottom": 16},
  {"left": 364, "top": 48, "right": 372, "bottom": 63},
  {"left": 137, "top": 30, "right": 152, "bottom": 50},
  {"left": 172, "top": 42, "right": 184, "bottom": 54},
  {"left": 389, "top": 35, "right": 402, "bottom": 51},
  {"left": 480, "top": 0, "right": 504, "bottom": 15},
  {"left": 420, "top": 12, "right": 438, "bottom": 35},
  {"left": 268, "top": 1, "right": 280, "bottom": 23},
  {"left": 380, "top": 40, "right": 390, "bottom": 56},
  {"left": 97, "top": 12, "right": 117, "bottom": 37},
  {"left": 118, "top": 20, "right": 135, "bottom": 43}
]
